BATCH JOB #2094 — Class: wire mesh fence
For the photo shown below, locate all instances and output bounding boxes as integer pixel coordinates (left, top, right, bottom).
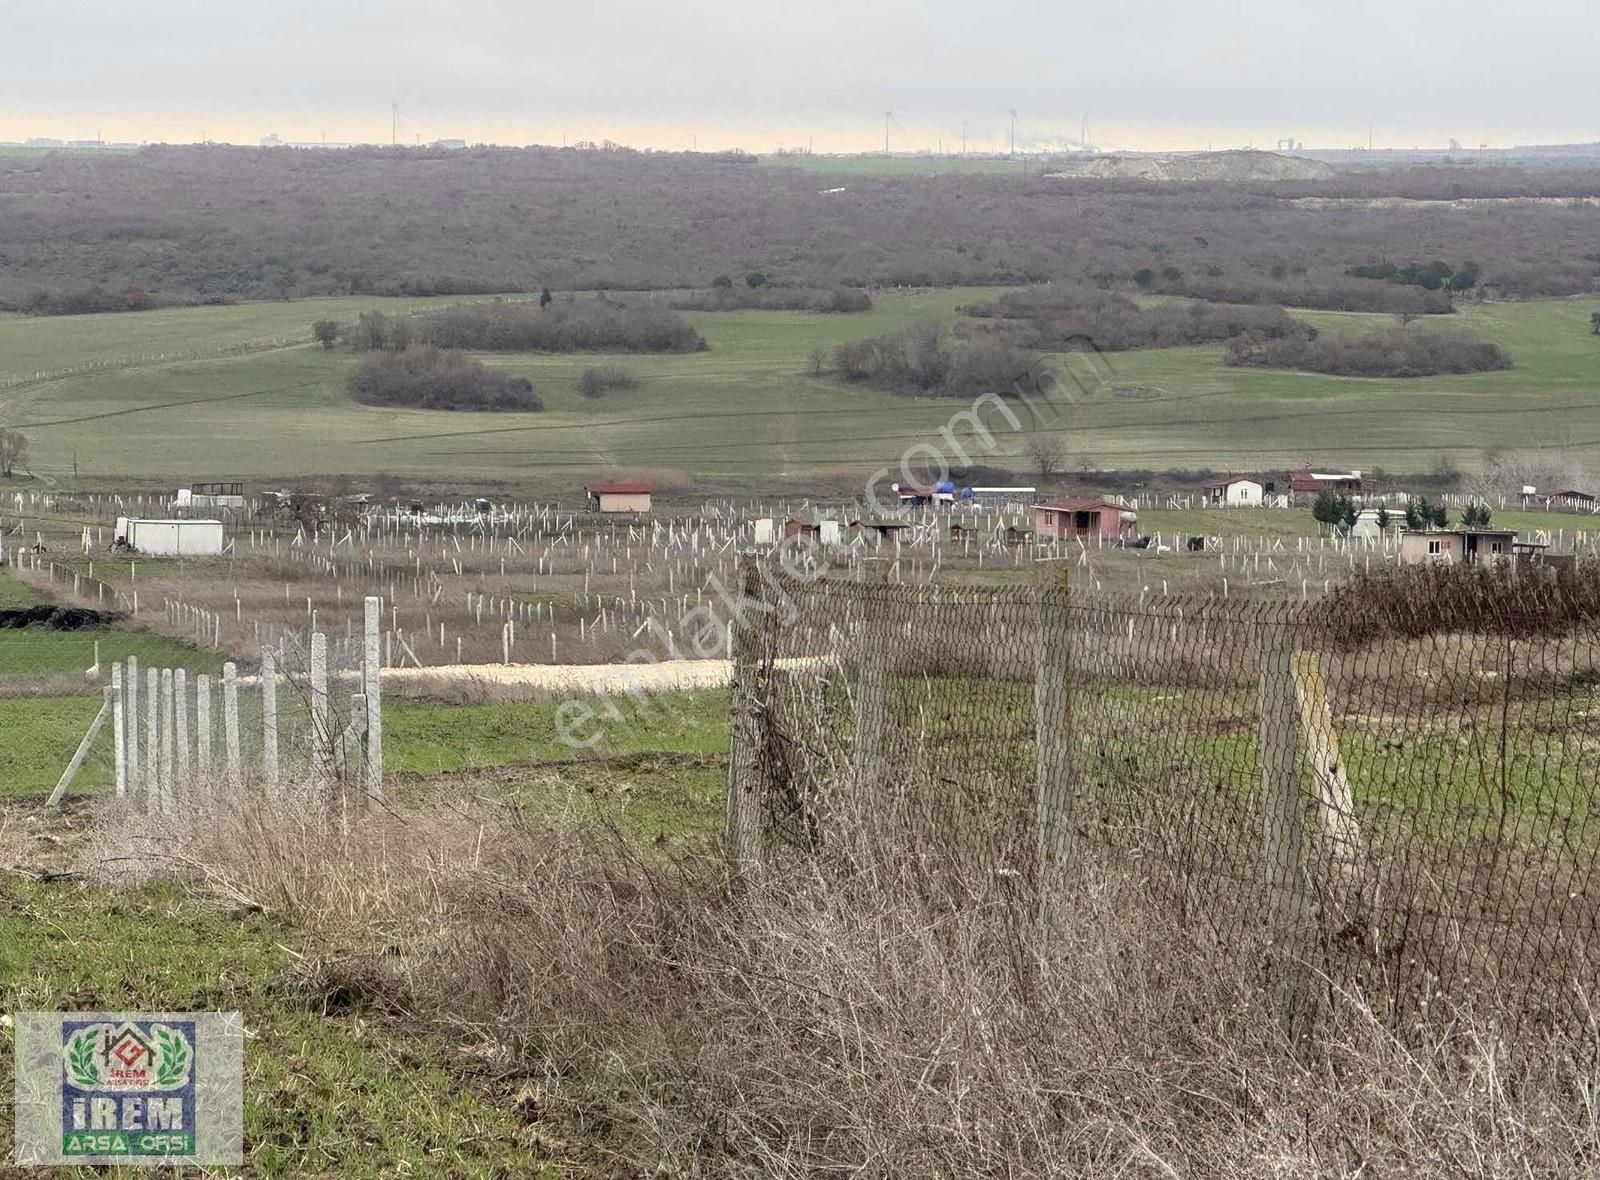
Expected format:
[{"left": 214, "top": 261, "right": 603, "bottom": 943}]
[{"left": 727, "top": 556, "right": 1600, "bottom": 1039}]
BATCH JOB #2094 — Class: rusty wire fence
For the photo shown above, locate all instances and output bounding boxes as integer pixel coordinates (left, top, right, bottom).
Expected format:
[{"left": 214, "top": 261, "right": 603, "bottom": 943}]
[{"left": 725, "top": 558, "right": 1600, "bottom": 1040}]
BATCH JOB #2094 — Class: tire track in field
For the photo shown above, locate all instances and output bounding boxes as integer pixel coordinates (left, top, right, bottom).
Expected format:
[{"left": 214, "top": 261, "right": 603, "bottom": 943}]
[
  {"left": 20, "top": 380, "right": 322, "bottom": 429},
  {"left": 0, "top": 338, "right": 311, "bottom": 396}
]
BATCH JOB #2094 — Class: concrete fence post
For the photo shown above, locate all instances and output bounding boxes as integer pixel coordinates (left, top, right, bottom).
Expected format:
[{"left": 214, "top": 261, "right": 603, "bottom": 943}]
[
  {"left": 46, "top": 687, "right": 113, "bottom": 811},
  {"left": 110, "top": 662, "right": 127, "bottom": 797},
  {"left": 363, "top": 596, "right": 383, "bottom": 801},
  {"left": 261, "top": 649, "right": 279, "bottom": 793},
  {"left": 159, "top": 668, "right": 176, "bottom": 813},
  {"left": 145, "top": 666, "right": 160, "bottom": 807},
  {"left": 125, "top": 655, "right": 140, "bottom": 796},
  {"left": 222, "top": 661, "right": 241, "bottom": 790},
  {"left": 310, "top": 631, "right": 331, "bottom": 793},
  {"left": 174, "top": 668, "right": 191, "bottom": 788},
  {"left": 196, "top": 673, "right": 213, "bottom": 786}
]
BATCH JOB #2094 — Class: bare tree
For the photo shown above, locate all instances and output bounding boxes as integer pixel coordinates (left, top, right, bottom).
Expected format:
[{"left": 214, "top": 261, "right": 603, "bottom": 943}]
[
  {"left": 1026, "top": 433, "right": 1066, "bottom": 478},
  {"left": 0, "top": 429, "right": 28, "bottom": 479}
]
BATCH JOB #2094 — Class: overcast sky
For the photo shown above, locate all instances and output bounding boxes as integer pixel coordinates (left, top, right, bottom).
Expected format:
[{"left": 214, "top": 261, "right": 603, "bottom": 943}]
[{"left": 1, "top": 0, "right": 1595, "bottom": 151}]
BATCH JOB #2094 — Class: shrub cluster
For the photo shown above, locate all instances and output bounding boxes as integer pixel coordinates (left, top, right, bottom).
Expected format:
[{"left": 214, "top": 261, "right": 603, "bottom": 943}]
[
  {"left": 964, "top": 286, "right": 1299, "bottom": 350},
  {"left": 413, "top": 298, "right": 706, "bottom": 354},
  {"left": 671, "top": 286, "right": 872, "bottom": 313},
  {"left": 1224, "top": 327, "right": 1512, "bottom": 377},
  {"left": 1156, "top": 269, "right": 1457, "bottom": 315},
  {"left": 1348, "top": 259, "right": 1481, "bottom": 292},
  {"left": 831, "top": 322, "right": 1048, "bottom": 396},
  {"left": 346, "top": 346, "right": 541, "bottom": 411},
  {"left": 578, "top": 364, "right": 642, "bottom": 397}
]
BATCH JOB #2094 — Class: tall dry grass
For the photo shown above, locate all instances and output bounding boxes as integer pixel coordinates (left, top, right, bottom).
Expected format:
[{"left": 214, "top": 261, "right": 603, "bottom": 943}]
[{"left": 85, "top": 791, "right": 1600, "bottom": 1177}]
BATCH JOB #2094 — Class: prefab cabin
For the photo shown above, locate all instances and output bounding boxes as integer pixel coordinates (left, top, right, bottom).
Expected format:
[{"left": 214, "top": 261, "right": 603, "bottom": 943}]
[
  {"left": 1032, "top": 499, "right": 1137, "bottom": 541},
  {"left": 1205, "top": 476, "right": 1264, "bottom": 507},
  {"left": 1398, "top": 528, "right": 1517, "bottom": 566},
  {"left": 114, "top": 518, "right": 225, "bottom": 557},
  {"left": 586, "top": 482, "right": 653, "bottom": 514},
  {"left": 174, "top": 481, "right": 246, "bottom": 512}
]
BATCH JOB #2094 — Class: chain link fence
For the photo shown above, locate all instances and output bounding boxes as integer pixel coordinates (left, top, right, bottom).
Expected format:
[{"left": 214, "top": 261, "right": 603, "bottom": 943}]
[{"left": 727, "top": 557, "right": 1600, "bottom": 1039}]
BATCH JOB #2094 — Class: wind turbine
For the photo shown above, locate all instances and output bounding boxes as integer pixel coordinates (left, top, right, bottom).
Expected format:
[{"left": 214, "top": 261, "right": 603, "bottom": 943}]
[
  {"left": 883, "top": 110, "right": 900, "bottom": 156},
  {"left": 1008, "top": 108, "right": 1018, "bottom": 157}
]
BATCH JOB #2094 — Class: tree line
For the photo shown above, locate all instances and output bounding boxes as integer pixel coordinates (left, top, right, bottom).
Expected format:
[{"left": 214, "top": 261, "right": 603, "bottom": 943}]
[
  {"left": 332, "top": 298, "right": 704, "bottom": 355},
  {"left": 962, "top": 285, "right": 1300, "bottom": 350},
  {"left": 5, "top": 146, "right": 1600, "bottom": 313},
  {"left": 1225, "top": 326, "right": 1512, "bottom": 377}
]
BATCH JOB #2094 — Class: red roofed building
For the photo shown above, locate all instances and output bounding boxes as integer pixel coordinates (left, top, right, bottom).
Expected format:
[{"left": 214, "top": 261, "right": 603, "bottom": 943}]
[
  {"left": 1032, "top": 498, "right": 1137, "bottom": 541},
  {"left": 1543, "top": 489, "right": 1596, "bottom": 512},
  {"left": 1287, "top": 464, "right": 1362, "bottom": 498},
  {"left": 585, "top": 482, "right": 653, "bottom": 514}
]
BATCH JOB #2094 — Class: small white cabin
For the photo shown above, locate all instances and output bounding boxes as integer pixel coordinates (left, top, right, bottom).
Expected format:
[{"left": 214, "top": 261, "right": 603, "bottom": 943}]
[
  {"left": 1206, "top": 477, "right": 1264, "bottom": 507},
  {"left": 114, "top": 518, "right": 225, "bottom": 557}
]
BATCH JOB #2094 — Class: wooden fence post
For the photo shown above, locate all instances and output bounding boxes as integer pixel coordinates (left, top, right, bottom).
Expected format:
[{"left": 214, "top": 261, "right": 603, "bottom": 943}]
[
  {"left": 1034, "top": 560, "right": 1075, "bottom": 902},
  {"left": 222, "top": 661, "right": 241, "bottom": 790},
  {"left": 363, "top": 596, "right": 384, "bottom": 800},
  {"left": 261, "top": 649, "right": 279, "bottom": 792},
  {"left": 1259, "top": 623, "right": 1311, "bottom": 1038},
  {"left": 725, "top": 554, "right": 770, "bottom": 889}
]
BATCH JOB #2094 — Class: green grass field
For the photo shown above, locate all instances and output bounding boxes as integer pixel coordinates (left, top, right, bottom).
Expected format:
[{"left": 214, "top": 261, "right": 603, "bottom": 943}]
[{"left": 2, "top": 290, "right": 1599, "bottom": 490}]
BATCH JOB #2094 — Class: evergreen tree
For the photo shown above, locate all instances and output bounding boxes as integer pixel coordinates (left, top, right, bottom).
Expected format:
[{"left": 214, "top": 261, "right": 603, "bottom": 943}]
[{"left": 1312, "top": 490, "right": 1335, "bottom": 526}]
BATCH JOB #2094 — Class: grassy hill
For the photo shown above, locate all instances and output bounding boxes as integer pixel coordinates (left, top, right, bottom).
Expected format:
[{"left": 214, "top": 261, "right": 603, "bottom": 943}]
[{"left": 1, "top": 291, "right": 1598, "bottom": 492}]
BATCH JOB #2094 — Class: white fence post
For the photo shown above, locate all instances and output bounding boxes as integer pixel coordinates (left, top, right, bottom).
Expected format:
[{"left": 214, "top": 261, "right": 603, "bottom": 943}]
[
  {"left": 110, "top": 662, "right": 127, "bottom": 797},
  {"left": 46, "top": 687, "right": 113, "bottom": 811},
  {"left": 125, "top": 655, "right": 140, "bottom": 796},
  {"left": 174, "top": 668, "right": 190, "bottom": 788},
  {"left": 310, "top": 631, "right": 330, "bottom": 792},
  {"left": 160, "top": 668, "right": 176, "bottom": 813},
  {"left": 261, "top": 649, "right": 279, "bottom": 792},
  {"left": 145, "top": 667, "right": 159, "bottom": 805},
  {"left": 196, "top": 673, "right": 213, "bottom": 786},
  {"left": 363, "top": 597, "right": 383, "bottom": 800},
  {"left": 222, "top": 661, "right": 241, "bottom": 790}
]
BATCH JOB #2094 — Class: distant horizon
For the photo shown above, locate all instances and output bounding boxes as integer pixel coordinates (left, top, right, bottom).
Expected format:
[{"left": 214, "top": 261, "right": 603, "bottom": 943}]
[{"left": 5, "top": 123, "right": 1599, "bottom": 158}]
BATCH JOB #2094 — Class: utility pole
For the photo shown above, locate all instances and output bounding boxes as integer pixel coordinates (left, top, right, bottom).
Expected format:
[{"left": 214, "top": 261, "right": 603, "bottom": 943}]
[
  {"left": 1009, "top": 109, "right": 1017, "bottom": 157},
  {"left": 961, "top": 121, "right": 967, "bottom": 156},
  {"left": 884, "top": 111, "right": 892, "bottom": 156},
  {"left": 392, "top": 102, "right": 398, "bottom": 147}
]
